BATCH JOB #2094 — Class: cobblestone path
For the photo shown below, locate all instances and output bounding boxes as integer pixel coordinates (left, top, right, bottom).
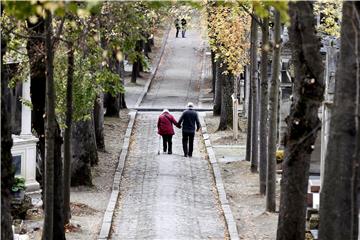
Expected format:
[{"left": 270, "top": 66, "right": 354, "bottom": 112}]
[
  {"left": 110, "top": 17, "right": 226, "bottom": 240},
  {"left": 140, "top": 19, "right": 204, "bottom": 108},
  {"left": 111, "top": 113, "right": 226, "bottom": 239}
]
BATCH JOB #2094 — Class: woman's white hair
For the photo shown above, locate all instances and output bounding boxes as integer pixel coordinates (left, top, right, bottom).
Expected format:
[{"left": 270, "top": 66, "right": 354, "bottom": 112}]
[{"left": 162, "top": 109, "right": 170, "bottom": 114}]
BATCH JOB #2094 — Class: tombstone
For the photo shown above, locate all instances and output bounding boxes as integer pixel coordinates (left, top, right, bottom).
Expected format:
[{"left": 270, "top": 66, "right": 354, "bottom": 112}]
[
  {"left": 278, "top": 58, "right": 292, "bottom": 148},
  {"left": 320, "top": 45, "right": 337, "bottom": 186},
  {"left": 11, "top": 75, "right": 40, "bottom": 193},
  {"left": 308, "top": 46, "right": 329, "bottom": 175},
  {"left": 310, "top": 133, "right": 322, "bottom": 174}
]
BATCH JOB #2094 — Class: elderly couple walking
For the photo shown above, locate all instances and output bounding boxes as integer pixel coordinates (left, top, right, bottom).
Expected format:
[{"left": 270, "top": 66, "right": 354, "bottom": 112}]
[{"left": 157, "top": 102, "right": 201, "bottom": 157}]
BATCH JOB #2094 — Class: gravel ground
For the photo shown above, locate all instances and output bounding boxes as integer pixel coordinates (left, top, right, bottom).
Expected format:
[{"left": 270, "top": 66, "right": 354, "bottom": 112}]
[
  {"left": 67, "top": 110, "right": 130, "bottom": 240},
  {"left": 20, "top": 111, "right": 130, "bottom": 240},
  {"left": 205, "top": 114, "right": 247, "bottom": 146},
  {"left": 204, "top": 114, "right": 281, "bottom": 240}
]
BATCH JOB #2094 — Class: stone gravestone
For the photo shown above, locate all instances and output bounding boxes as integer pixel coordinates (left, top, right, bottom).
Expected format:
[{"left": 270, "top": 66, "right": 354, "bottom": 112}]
[
  {"left": 278, "top": 59, "right": 292, "bottom": 148},
  {"left": 320, "top": 45, "right": 338, "bottom": 185}
]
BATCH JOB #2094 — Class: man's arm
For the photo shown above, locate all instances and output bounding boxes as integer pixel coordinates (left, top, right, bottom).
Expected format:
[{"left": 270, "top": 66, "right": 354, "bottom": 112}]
[
  {"left": 195, "top": 113, "right": 201, "bottom": 131},
  {"left": 178, "top": 114, "right": 184, "bottom": 128}
]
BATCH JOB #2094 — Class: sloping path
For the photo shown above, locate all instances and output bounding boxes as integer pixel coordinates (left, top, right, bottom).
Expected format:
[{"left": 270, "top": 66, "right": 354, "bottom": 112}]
[
  {"left": 140, "top": 19, "right": 203, "bottom": 108},
  {"left": 110, "top": 18, "right": 226, "bottom": 239}
]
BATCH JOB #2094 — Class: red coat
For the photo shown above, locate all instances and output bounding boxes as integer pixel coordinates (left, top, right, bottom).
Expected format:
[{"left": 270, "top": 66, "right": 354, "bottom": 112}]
[{"left": 157, "top": 112, "right": 178, "bottom": 136}]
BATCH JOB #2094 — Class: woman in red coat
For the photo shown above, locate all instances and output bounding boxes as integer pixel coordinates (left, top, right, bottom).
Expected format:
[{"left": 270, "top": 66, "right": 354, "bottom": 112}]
[{"left": 157, "top": 109, "right": 179, "bottom": 154}]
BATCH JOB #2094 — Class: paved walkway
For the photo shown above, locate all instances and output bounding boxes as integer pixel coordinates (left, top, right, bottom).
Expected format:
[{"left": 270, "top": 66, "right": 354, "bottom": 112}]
[
  {"left": 111, "top": 113, "right": 225, "bottom": 239},
  {"left": 140, "top": 20, "right": 203, "bottom": 108},
  {"left": 110, "top": 18, "right": 226, "bottom": 239}
]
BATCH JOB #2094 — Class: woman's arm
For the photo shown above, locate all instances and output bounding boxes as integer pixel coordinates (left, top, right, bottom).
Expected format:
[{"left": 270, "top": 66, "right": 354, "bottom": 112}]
[{"left": 171, "top": 115, "right": 181, "bottom": 128}]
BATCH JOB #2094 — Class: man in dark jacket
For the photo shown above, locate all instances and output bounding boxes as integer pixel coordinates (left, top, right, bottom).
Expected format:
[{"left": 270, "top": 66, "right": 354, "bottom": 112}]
[{"left": 178, "top": 102, "right": 201, "bottom": 157}]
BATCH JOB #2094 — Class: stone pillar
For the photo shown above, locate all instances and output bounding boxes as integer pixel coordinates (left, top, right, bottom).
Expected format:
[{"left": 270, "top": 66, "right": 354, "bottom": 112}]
[
  {"left": 11, "top": 74, "right": 40, "bottom": 193},
  {"left": 232, "top": 94, "right": 238, "bottom": 140},
  {"left": 21, "top": 76, "right": 32, "bottom": 136},
  {"left": 244, "top": 65, "right": 250, "bottom": 118},
  {"left": 320, "top": 46, "right": 337, "bottom": 187}
]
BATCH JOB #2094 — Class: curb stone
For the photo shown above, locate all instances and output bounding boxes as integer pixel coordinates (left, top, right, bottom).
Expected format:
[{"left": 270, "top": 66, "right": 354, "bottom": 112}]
[
  {"left": 134, "top": 24, "right": 171, "bottom": 108},
  {"left": 199, "top": 115, "right": 240, "bottom": 240},
  {"left": 98, "top": 23, "right": 171, "bottom": 240},
  {"left": 98, "top": 111, "right": 136, "bottom": 240},
  {"left": 198, "top": 41, "right": 207, "bottom": 109}
]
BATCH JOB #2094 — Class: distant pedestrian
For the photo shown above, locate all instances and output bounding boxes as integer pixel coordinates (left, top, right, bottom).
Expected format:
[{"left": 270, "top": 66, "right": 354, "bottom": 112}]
[
  {"left": 174, "top": 18, "right": 180, "bottom": 38},
  {"left": 178, "top": 102, "right": 201, "bottom": 157},
  {"left": 181, "top": 18, "right": 187, "bottom": 38},
  {"left": 157, "top": 109, "right": 179, "bottom": 154}
]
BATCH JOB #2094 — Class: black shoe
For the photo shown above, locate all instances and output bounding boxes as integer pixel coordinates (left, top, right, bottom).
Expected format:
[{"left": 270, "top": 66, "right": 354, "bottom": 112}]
[
  {"left": 188, "top": 155, "right": 192, "bottom": 158},
  {"left": 168, "top": 152, "right": 172, "bottom": 154},
  {"left": 184, "top": 154, "right": 188, "bottom": 157}
]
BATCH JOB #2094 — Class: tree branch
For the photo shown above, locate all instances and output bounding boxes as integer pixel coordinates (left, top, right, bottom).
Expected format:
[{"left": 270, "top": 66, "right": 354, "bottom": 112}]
[
  {"left": 52, "top": 16, "right": 66, "bottom": 48},
  {"left": 239, "top": 4, "right": 264, "bottom": 28},
  {"left": 2, "top": 25, "right": 43, "bottom": 40}
]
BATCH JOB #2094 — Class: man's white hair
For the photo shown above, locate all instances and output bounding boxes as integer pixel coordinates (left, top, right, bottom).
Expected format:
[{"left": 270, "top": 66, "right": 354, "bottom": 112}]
[{"left": 187, "top": 102, "right": 194, "bottom": 109}]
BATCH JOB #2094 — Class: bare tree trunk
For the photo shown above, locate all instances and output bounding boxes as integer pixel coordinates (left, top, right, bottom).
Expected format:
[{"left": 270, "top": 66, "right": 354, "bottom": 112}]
[
  {"left": 353, "top": 68, "right": 360, "bottom": 239},
  {"left": 138, "top": 39, "right": 145, "bottom": 73},
  {"left": 1, "top": 16, "right": 14, "bottom": 240},
  {"left": 71, "top": 118, "right": 98, "bottom": 186},
  {"left": 27, "top": 13, "right": 64, "bottom": 240},
  {"left": 27, "top": 17, "right": 46, "bottom": 191},
  {"left": 131, "top": 40, "right": 142, "bottom": 83},
  {"left": 131, "top": 60, "right": 139, "bottom": 83},
  {"left": 319, "top": 2, "right": 360, "bottom": 240},
  {"left": 218, "top": 72, "right": 234, "bottom": 130},
  {"left": 276, "top": 2, "right": 324, "bottom": 240},
  {"left": 118, "top": 60, "right": 127, "bottom": 109},
  {"left": 259, "top": 15, "right": 269, "bottom": 195},
  {"left": 144, "top": 33, "right": 151, "bottom": 58},
  {"left": 250, "top": 16, "right": 259, "bottom": 173},
  {"left": 63, "top": 42, "right": 74, "bottom": 224},
  {"left": 90, "top": 113, "right": 98, "bottom": 166},
  {"left": 43, "top": 10, "right": 55, "bottom": 239},
  {"left": 120, "top": 93, "right": 127, "bottom": 109},
  {"left": 245, "top": 77, "right": 252, "bottom": 162},
  {"left": 53, "top": 123, "right": 65, "bottom": 240},
  {"left": 213, "top": 58, "right": 223, "bottom": 116},
  {"left": 94, "top": 93, "right": 105, "bottom": 151},
  {"left": 104, "top": 93, "right": 120, "bottom": 117},
  {"left": 211, "top": 50, "right": 216, "bottom": 94},
  {"left": 266, "top": 10, "right": 281, "bottom": 212},
  {"left": 352, "top": 7, "right": 360, "bottom": 238}
]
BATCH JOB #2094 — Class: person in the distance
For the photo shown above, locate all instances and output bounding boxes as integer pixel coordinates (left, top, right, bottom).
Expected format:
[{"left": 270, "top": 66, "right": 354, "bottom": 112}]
[
  {"left": 174, "top": 18, "right": 180, "bottom": 38},
  {"left": 181, "top": 18, "right": 187, "bottom": 38}
]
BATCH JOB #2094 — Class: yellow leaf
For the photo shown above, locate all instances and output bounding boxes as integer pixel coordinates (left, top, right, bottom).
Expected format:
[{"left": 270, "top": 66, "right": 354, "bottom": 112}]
[{"left": 116, "top": 51, "right": 123, "bottom": 62}]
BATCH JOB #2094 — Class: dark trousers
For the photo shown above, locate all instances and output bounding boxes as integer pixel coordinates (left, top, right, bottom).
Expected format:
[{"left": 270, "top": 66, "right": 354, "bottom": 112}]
[
  {"left": 162, "top": 135, "right": 173, "bottom": 153},
  {"left": 182, "top": 29, "right": 186, "bottom": 38},
  {"left": 182, "top": 132, "right": 195, "bottom": 156},
  {"left": 176, "top": 27, "right": 180, "bottom": 38}
]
